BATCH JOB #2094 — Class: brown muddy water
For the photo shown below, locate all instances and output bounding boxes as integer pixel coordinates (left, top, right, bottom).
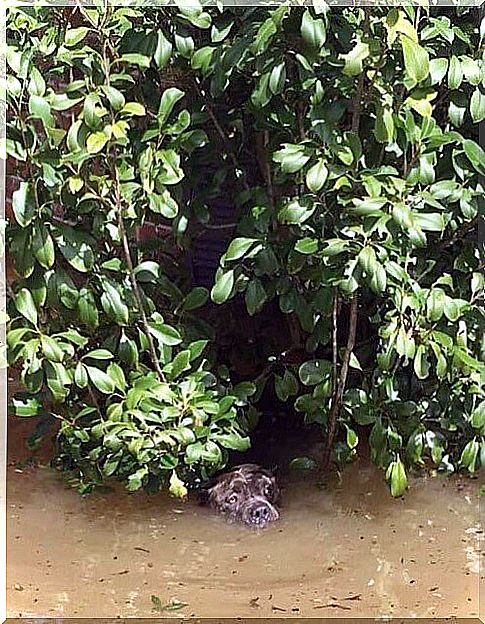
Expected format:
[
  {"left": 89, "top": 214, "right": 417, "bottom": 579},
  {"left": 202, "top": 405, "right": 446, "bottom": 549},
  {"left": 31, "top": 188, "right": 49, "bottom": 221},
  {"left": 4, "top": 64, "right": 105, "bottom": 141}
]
[{"left": 6, "top": 411, "right": 484, "bottom": 620}]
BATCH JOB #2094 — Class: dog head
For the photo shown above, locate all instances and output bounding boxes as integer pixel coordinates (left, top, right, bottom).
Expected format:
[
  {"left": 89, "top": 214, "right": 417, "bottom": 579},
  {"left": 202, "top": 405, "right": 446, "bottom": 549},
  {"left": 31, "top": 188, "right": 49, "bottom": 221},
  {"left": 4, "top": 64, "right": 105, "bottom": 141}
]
[{"left": 202, "top": 464, "right": 280, "bottom": 527}]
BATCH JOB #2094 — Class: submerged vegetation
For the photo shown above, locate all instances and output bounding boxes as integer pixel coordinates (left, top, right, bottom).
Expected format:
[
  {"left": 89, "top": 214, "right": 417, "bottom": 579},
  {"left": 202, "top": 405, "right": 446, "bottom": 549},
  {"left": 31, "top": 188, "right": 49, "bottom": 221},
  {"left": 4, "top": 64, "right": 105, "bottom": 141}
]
[{"left": 6, "top": 3, "right": 484, "bottom": 497}]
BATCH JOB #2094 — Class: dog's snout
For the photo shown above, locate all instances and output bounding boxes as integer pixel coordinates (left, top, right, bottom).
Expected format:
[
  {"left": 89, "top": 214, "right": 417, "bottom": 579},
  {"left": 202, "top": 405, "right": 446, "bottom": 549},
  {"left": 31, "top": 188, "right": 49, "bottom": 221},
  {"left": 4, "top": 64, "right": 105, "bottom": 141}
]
[
  {"left": 251, "top": 504, "right": 270, "bottom": 523},
  {"left": 203, "top": 464, "right": 280, "bottom": 527}
]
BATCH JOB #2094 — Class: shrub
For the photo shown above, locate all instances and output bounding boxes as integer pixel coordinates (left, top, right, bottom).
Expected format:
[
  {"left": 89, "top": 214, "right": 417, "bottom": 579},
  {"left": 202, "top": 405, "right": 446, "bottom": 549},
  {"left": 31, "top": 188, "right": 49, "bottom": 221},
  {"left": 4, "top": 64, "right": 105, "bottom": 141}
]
[{"left": 6, "top": 4, "right": 484, "bottom": 497}]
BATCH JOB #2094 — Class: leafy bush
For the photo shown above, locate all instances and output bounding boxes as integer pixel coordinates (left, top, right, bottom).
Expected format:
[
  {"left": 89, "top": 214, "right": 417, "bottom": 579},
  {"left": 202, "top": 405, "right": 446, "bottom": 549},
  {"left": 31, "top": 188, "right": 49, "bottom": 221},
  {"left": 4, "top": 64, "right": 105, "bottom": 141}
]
[{"left": 6, "top": 4, "right": 484, "bottom": 497}]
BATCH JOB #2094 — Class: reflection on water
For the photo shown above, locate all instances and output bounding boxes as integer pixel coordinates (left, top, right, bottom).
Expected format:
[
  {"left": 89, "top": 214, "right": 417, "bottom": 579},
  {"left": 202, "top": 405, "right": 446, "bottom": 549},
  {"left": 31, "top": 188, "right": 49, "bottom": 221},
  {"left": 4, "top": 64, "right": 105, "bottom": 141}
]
[{"left": 6, "top": 428, "right": 483, "bottom": 619}]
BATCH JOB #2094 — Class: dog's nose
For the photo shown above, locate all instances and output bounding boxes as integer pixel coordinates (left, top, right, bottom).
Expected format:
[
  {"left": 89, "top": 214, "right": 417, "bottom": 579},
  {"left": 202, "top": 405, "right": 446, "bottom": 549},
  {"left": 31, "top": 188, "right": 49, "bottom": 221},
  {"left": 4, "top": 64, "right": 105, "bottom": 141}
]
[{"left": 251, "top": 505, "right": 270, "bottom": 523}]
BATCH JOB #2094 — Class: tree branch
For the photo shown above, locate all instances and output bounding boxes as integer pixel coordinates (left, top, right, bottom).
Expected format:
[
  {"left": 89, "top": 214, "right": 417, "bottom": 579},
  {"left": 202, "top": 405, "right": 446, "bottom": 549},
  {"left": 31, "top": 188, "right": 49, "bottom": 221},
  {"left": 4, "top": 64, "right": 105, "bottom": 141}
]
[
  {"left": 193, "top": 79, "right": 249, "bottom": 193},
  {"left": 438, "top": 215, "right": 479, "bottom": 252},
  {"left": 322, "top": 294, "right": 358, "bottom": 471},
  {"left": 113, "top": 167, "right": 166, "bottom": 382},
  {"left": 331, "top": 289, "right": 339, "bottom": 405}
]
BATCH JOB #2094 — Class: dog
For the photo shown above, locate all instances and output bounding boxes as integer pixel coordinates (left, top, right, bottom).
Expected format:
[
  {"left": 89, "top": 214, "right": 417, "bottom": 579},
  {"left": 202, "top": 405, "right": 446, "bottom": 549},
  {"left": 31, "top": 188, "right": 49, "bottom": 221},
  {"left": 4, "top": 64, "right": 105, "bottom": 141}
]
[{"left": 200, "top": 464, "right": 280, "bottom": 527}]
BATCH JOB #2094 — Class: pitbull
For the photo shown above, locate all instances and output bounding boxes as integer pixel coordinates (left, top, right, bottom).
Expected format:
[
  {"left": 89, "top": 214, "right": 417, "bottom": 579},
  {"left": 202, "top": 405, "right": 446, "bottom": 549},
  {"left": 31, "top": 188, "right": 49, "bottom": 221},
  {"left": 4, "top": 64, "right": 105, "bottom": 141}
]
[{"left": 201, "top": 463, "right": 280, "bottom": 527}]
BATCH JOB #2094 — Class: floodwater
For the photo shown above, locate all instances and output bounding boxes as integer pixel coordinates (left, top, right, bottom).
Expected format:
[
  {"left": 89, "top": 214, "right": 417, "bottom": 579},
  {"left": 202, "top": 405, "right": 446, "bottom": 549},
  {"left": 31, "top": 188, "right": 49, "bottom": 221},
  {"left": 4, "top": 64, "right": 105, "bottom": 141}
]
[{"left": 6, "top": 414, "right": 484, "bottom": 620}]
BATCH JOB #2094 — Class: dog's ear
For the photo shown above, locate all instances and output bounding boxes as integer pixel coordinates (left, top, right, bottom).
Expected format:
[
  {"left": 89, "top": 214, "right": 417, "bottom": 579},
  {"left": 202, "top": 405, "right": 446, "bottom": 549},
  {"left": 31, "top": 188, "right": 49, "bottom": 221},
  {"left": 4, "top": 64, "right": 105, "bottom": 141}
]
[{"left": 267, "top": 463, "right": 280, "bottom": 478}]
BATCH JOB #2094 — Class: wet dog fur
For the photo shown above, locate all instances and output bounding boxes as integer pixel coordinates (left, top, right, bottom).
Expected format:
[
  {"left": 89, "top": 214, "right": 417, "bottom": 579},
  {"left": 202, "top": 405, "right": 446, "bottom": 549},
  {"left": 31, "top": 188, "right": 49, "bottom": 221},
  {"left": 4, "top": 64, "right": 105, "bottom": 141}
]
[{"left": 200, "top": 464, "right": 280, "bottom": 527}]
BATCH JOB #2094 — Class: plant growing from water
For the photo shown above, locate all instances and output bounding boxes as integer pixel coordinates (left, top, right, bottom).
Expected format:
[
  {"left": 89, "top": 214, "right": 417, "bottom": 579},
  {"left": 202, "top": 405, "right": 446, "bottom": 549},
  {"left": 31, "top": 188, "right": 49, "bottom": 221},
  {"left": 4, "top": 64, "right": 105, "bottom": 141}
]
[{"left": 6, "top": 4, "right": 484, "bottom": 497}]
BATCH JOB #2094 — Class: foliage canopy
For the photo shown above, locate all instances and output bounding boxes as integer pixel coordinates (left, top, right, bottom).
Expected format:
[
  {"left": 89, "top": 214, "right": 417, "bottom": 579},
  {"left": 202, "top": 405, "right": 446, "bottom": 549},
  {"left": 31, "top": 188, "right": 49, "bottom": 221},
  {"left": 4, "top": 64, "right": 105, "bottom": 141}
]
[{"left": 6, "top": 3, "right": 484, "bottom": 497}]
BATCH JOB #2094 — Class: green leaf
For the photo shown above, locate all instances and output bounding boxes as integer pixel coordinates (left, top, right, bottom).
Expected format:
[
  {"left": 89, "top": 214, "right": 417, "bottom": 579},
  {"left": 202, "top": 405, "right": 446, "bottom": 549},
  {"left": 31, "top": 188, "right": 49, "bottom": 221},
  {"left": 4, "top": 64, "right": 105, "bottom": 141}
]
[
  {"left": 45, "top": 361, "right": 71, "bottom": 400},
  {"left": 306, "top": 159, "right": 328, "bottom": 193},
  {"left": 101, "top": 85, "right": 125, "bottom": 111},
  {"left": 461, "top": 56, "right": 481, "bottom": 85},
  {"left": 64, "top": 27, "right": 89, "bottom": 47},
  {"left": 405, "top": 90, "right": 435, "bottom": 117},
  {"left": 406, "top": 430, "right": 424, "bottom": 465},
  {"left": 301, "top": 10, "right": 326, "bottom": 50},
  {"left": 470, "top": 89, "right": 485, "bottom": 124},
  {"left": 426, "top": 288, "right": 446, "bottom": 322},
  {"left": 414, "top": 344, "right": 430, "bottom": 379},
  {"left": 157, "top": 149, "right": 184, "bottom": 185},
  {"left": 370, "top": 263, "right": 387, "bottom": 294},
  {"left": 28, "top": 94, "right": 53, "bottom": 127},
  {"left": 40, "top": 335, "right": 64, "bottom": 363},
  {"left": 289, "top": 456, "right": 317, "bottom": 471},
  {"left": 447, "top": 56, "right": 463, "bottom": 90},
  {"left": 15, "top": 289, "right": 38, "bottom": 326},
  {"left": 295, "top": 238, "right": 318, "bottom": 254},
  {"left": 78, "top": 289, "right": 99, "bottom": 329},
  {"left": 191, "top": 46, "right": 214, "bottom": 73},
  {"left": 12, "top": 396, "right": 41, "bottom": 418},
  {"left": 211, "top": 270, "right": 235, "bottom": 304},
  {"left": 181, "top": 287, "right": 209, "bottom": 311},
  {"left": 134, "top": 260, "right": 160, "bottom": 283},
  {"left": 74, "top": 362, "right": 88, "bottom": 388},
  {"left": 188, "top": 339, "right": 208, "bottom": 361},
  {"left": 12, "top": 182, "right": 35, "bottom": 227},
  {"left": 245, "top": 279, "right": 267, "bottom": 316},
  {"left": 86, "top": 365, "right": 115, "bottom": 394},
  {"left": 167, "top": 350, "right": 191, "bottom": 379},
  {"left": 148, "top": 190, "right": 179, "bottom": 219},
  {"left": 358, "top": 246, "right": 377, "bottom": 275},
  {"left": 470, "top": 402, "right": 485, "bottom": 430},
  {"left": 299, "top": 359, "right": 331, "bottom": 386},
  {"left": 273, "top": 144, "right": 310, "bottom": 174},
  {"left": 107, "top": 362, "right": 126, "bottom": 392},
  {"left": 29, "top": 254, "right": 54, "bottom": 310},
  {"left": 169, "top": 471, "right": 188, "bottom": 498},
  {"left": 158, "top": 88, "right": 184, "bottom": 126},
  {"left": 443, "top": 296, "right": 468, "bottom": 322},
  {"left": 154, "top": 31, "right": 172, "bottom": 69},
  {"left": 269, "top": 62, "right": 286, "bottom": 95},
  {"left": 341, "top": 40, "right": 370, "bottom": 76},
  {"left": 148, "top": 322, "right": 182, "bottom": 346},
  {"left": 127, "top": 467, "right": 148, "bottom": 491},
  {"left": 253, "top": 17, "right": 277, "bottom": 55},
  {"left": 346, "top": 425, "right": 359, "bottom": 449},
  {"left": 86, "top": 131, "right": 109, "bottom": 154},
  {"left": 84, "top": 349, "right": 114, "bottom": 360},
  {"left": 463, "top": 139, "right": 485, "bottom": 173},
  {"left": 320, "top": 239, "right": 350, "bottom": 256},
  {"left": 101, "top": 282, "right": 129, "bottom": 325},
  {"left": 429, "top": 58, "right": 448, "bottom": 85},
  {"left": 119, "top": 333, "right": 138, "bottom": 367},
  {"left": 278, "top": 199, "right": 315, "bottom": 225},
  {"left": 215, "top": 432, "right": 250, "bottom": 452},
  {"left": 120, "top": 53, "right": 150, "bottom": 68},
  {"left": 459, "top": 438, "right": 479, "bottom": 473},
  {"left": 349, "top": 352, "right": 362, "bottom": 371},
  {"left": 388, "top": 456, "right": 408, "bottom": 497},
  {"left": 54, "top": 226, "right": 95, "bottom": 273},
  {"left": 225, "top": 237, "right": 260, "bottom": 262},
  {"left": 121, "top": 102, "right": 146, "bottom": 117},
  {"left": 175, "top": 34, "right": 194, "bottom": 59},
  {"left": 400, "top": 35, "right": 429, "bottom": 83}
]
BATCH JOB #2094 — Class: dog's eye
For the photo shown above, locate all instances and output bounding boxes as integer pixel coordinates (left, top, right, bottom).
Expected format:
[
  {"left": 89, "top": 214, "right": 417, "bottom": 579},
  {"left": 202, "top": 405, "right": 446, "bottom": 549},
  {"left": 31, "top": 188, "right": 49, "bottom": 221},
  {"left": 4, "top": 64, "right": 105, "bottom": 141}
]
[
  {"left": 226, "top": 494, "right": 238, "bottom": 505},
  {"left": 264, "top": 484, "right": 273, "bottom": 497}
]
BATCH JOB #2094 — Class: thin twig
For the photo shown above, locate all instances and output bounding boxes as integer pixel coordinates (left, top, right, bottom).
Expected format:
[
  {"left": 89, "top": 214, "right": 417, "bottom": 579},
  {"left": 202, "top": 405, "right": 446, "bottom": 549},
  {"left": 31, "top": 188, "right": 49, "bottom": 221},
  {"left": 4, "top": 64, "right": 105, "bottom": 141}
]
[
  {"left": 113, "top": 167, "right": 166, "bottom": 382},
  {"left": 322, "top": 294, "right": 358, "bottom": 471},
  {"left": 438, "top": 215, "right": 479, "bottom": 252},
  {"left": 351, "top": 72, "right": 365, "bottom": 134},
  {"left": 263, "top": 130, "right": 275, "bottom": 211},
  {"left": 331, "top": 289, "right": 339, "bottom": 404},
  {"left": 193, "top": 80, "right": 249, "bottom": 193},
  {"left": 313, "top": 603, "right": 351, "bottom": 611},
  {"left": 296, "top": 101, "right": 306, "bottom": 142}
]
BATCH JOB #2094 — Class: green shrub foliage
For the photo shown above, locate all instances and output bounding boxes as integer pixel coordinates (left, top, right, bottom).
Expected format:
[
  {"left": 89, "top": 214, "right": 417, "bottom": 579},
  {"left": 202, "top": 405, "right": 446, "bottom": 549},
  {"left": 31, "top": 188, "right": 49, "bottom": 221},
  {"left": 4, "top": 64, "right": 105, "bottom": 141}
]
[{"left": 6, "top": 3, "right": 484, "bottom": 497}]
